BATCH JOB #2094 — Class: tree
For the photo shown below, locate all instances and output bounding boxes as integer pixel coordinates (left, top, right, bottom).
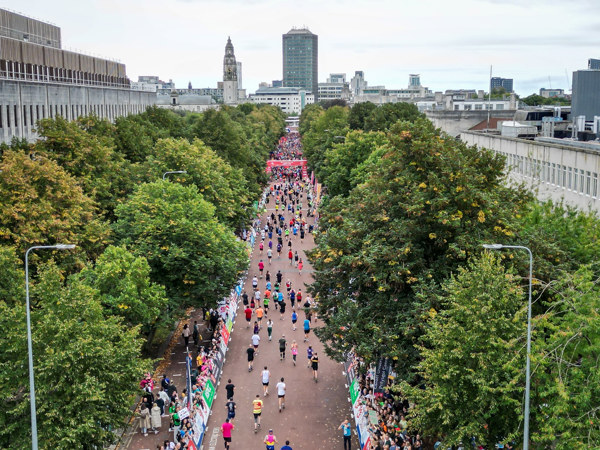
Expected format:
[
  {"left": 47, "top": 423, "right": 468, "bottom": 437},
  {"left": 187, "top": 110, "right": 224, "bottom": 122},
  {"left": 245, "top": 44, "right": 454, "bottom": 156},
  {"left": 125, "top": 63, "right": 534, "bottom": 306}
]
[
  {"left": 404, "top": 253, "right": 526, "bottom": 448},
  {"left": 308, "top": 119, "right": 532, "bottom": 378},
  {"left": 76, "top": 245, "right": 168, "bottom": 329},
  {"left": 531, "top": 266, "right": 600, "bottom": 448},
  {"left": 139, "top": 138, "right": 251, "bottom": 228},
  {"left": 0, "top": 245, "right": 23, "bottom": 306},
  {"left": 363, "top": 102, "right": 424, "bottom": 132},
  {"left": 0, "top": 262, "right": 150, "bottom": 448},
  {"left": 113, "top": 181, "right": 248, "bottom": 308},
  {"left": 348, "top": 102, "right": 377, "bottom": 130},
  {"left": 0, "top": 150, "right": 111, "bottom": 265}
]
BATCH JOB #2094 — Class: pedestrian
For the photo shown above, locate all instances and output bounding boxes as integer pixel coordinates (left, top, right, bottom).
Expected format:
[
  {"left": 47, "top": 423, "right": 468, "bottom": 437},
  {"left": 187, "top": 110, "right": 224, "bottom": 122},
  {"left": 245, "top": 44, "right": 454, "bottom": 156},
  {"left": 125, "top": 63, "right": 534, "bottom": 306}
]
[
  {"left": 247, "top": 344, "right": 256, "bottom": 372},
  {"left": 262, "top": 366, "right": 270, "bottom": 396},
  {"left": 253, "top": 394, "right": 263, "bottom": 433},
  {"left": 303, "top": 318, "right": 310, "bottom": 342},
  {"left": 221, "top": 418, "right": 234, "bottom": 450},
  {"left": 276, "top": 377, "right": 286, "bottom": 412},
  {"left": 339, "top": 419, "right": 352, "bottom": 450},
  {"left": 245, "top": 306, "right": 253, "bottom": 328},
  {"left": 226, "top": 398, "right": 236, "bottom": 423},
  {"left": 298, "top": 259, "right": 303, "bottom": 275},
  {"left": 279, "top": 335, "right": 287, "bottom": 360},
  {"left": 264, "top": 429, "right": 278, "bottom": 450},
  {"left": 300, "top": 228, "right": 305, "bottom": 242},
  {"left": 150, "top": 402, "right": 161, "bottom": 434},
  {"left": 138, "top": 403, "right": 151, "bottom": 436},
  {"left": 311, "top": 352, "right": 319, "bottom": 382},
  {"left": 252, "top": 332, "right": 261, "bottom": 355},
  {"left": 259, "top": 260, "right": 265, "bottom": 278},
  {"left": 182, "top": 324, "right": 190, "bottom": 348},
  {"left": 281, "top": 440, "right": 293, "bottom": 450},
  {"left": 225, "top": 379, "right": 235, "bottom": 400},
  {"left": 192, "top": 320, "right": 200, "bottom": 347},
  {"left": 291, "top": 309, "right": 298, "bottom": 331},
  {"left": 307, "top": 346, "right": 313, "bottom": 368},
  {"left": 291, "top": 340, "right": 298, "bottom": 366},
  {"left": 267, "top": 318, "right": 274, "bottom": 341}
]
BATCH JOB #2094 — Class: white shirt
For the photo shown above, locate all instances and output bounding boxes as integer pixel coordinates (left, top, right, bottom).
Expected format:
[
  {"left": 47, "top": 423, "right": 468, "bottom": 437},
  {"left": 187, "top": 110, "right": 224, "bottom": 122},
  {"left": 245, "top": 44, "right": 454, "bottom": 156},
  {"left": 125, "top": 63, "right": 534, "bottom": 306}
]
[
  {"left": 276, "top": 381, "right": 286, "bottom": 396},
  {"left": 262, "top": 370, "right": 270, "bottom": 383},
  {"left": 255, "top": 291, "right": 261, "bottom": 300},
  {"left": 252, "top": 334, "right": 260, "bottom": 346}
]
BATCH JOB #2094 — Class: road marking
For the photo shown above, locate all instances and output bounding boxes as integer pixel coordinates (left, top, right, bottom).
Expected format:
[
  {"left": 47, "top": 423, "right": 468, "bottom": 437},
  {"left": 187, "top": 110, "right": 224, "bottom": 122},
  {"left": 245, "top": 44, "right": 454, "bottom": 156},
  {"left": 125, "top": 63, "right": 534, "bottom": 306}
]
[{"left": 206, "top": 426, "right": 220, "bottom": 450}]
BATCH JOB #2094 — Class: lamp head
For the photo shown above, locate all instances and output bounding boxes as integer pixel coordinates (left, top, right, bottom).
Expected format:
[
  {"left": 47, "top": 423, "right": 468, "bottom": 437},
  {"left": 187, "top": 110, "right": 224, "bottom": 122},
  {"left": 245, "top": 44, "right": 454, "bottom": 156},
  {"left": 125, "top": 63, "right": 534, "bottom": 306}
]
[
  {"left": 482, "top": 244, "right": 503, "bottom": 250},
  {"left": 55, "top": 244, "right": 76, "bottom": 249}
]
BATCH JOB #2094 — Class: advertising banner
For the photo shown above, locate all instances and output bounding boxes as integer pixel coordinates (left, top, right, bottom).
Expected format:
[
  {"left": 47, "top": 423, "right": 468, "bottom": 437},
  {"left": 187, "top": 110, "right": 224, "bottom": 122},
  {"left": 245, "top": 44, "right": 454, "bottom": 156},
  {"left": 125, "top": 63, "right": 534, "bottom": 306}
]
[
  {"left": 349, "top": 378, "right": 361, "bottom": 406},
  {"left": 202, "top": 379, "right": 216, "bottom": 409},
  {"left": 374, "top": 357, "right": 393, "bottom": 394},
  {"left": 265, "top": 159, "right": 307, "bottom": 173}
]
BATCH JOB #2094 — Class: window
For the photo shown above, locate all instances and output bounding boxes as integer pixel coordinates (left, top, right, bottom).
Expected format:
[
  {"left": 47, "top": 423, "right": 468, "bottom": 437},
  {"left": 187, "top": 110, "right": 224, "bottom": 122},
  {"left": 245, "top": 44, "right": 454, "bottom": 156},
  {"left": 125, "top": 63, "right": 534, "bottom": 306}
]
[
  {"left": 586, "top": 171, "right": 591, "bottom": 196},
  {"left": 0, "top": 105, "right": 3, "bottom": 129},
  {"left": 580, "top": 170, "right": 585, "bottom": 195},
  {"left": 593, "top": 173, "right": 598, "bottom": 199},
  {"left": 496, "top": 104, "right": 504, "bottom": 110},
  {"left": 567, "top": 167, "right": 572, "bottom": 190},
  {"left": 551, "top": 163, "right": 556, "bottom": 185},
  {"left": 23, "top": 106, "right": 27, "bottom": 127}
]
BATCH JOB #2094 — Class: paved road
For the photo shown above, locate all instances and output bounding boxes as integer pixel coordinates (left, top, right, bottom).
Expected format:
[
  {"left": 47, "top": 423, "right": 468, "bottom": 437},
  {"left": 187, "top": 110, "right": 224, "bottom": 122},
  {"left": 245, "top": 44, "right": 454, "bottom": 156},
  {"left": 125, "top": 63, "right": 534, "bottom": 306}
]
[{"left": 126, "top": 184, "right": 358, "bottom": 450}]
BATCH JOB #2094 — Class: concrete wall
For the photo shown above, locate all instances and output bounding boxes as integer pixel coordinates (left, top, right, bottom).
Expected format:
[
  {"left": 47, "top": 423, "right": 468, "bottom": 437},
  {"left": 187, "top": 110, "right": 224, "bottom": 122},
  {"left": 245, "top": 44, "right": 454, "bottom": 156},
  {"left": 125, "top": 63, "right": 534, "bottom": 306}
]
[
  {"left": 461, "top": 131, "right": 600, "bottom": 213},
  {"left": 426, "top": 110, "right": 516, "bottom": 137},
  {"left": 0, "top": 78, "right": 156, "bottom": 143}
]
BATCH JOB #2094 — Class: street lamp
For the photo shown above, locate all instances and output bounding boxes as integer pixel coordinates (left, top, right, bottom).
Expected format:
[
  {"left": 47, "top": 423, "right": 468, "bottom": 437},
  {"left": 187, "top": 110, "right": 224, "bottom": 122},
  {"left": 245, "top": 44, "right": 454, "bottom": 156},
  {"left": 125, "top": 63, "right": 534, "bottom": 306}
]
[
  {"left": 482, "top": 243, "right": 533, "bottom": 450},
  {"left": 162, "top": 170, "right": 187, "bottom": 181},
  {"left": 24, "top": 244, "right": 76, "bottom": 450}
]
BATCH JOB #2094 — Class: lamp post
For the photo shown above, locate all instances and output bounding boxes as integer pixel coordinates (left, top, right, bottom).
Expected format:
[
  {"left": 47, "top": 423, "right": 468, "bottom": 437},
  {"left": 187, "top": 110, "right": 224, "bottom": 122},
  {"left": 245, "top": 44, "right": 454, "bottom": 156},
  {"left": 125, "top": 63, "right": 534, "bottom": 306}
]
[
  {"left": 482, "top": 243, "right": 533, "bottom": 450},
  {"left": 25, "top": 244, "right": 76, "bottom": 450},
  {"left": 162, "top": 170, "right": 187, "bottom": 181}
]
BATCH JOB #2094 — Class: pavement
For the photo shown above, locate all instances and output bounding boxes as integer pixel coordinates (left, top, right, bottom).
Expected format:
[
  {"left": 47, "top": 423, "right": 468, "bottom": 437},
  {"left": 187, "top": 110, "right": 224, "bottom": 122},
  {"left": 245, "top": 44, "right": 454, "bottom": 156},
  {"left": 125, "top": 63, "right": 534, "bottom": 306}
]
[{"left": 125, "top": 183, "right": 358, "bottom": 450}]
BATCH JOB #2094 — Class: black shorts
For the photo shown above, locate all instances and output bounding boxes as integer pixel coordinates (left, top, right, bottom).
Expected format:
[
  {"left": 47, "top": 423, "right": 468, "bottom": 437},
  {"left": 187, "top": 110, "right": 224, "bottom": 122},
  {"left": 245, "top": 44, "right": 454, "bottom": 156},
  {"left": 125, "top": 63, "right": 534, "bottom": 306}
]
[
  {"left": 224, "top": 437, "right": 232, "bottom": 443},
  {"left": 253, "top": 412, "right": 261, "bottom": 419},
  {"left": 278, "top": 394, "right": 285, "bottom": 399},
  {"left": 263, "top": 382, "right": 269, "bottom": 386},
  {"left": 312, "top": 363, "right": 319, "bottom": 370}
]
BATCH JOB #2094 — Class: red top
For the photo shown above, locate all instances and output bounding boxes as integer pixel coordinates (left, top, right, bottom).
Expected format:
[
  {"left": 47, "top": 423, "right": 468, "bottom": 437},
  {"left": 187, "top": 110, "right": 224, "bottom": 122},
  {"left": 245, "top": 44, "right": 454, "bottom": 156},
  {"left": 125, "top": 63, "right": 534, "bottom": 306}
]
[
  {"left": 259, "top": 262, "right": 264, "bottom": 270},
  {"left": 288, "top": 251, "right": 293, "bottom": 259},
  {"left": 245, "top": 308, "right": 252, "bottom": 319},
  {"left": 222, "top": 422, "right": 233, "bottom": 438}
]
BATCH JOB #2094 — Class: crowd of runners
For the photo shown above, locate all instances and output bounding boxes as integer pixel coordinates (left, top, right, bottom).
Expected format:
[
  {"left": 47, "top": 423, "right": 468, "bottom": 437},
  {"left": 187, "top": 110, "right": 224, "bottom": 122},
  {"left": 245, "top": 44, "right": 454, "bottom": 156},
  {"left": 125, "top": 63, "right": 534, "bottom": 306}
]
[{"left": 270, "top": 132, "right": 303, "bottom": 160}]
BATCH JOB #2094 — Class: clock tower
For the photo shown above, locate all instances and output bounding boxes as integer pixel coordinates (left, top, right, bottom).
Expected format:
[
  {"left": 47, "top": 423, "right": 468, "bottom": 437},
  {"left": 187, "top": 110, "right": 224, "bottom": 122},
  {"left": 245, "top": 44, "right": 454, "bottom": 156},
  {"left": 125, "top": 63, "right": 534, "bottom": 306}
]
[{"left": 223, "top": 37, "right": 238, "bottom": 104}]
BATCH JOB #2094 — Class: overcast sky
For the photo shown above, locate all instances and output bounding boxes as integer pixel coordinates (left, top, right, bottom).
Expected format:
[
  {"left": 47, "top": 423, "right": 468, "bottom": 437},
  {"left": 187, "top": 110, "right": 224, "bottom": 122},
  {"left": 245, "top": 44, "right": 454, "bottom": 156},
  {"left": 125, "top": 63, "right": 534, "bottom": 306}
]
[{"left": 6, "top": 0, "right": 600, "bottom": 95}]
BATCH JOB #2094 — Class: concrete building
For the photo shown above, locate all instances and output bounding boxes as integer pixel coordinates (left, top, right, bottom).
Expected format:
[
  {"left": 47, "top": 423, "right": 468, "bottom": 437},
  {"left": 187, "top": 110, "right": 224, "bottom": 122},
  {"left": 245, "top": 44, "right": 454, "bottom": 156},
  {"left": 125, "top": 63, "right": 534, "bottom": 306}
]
[
  {"left": 461, "top": 131, "right": 600, "bottom": 213},
  {"left": 236, "top": 61, "right": 243, "bottom": 89},
  {"left": 318, "top": 73, "right": 350, "bottom": 101},
  {"left": 539, "top": 88, "right": 565, "bottom": 98},
  {"left": 491, "top": 77, "right": 514, "bottom": 93},
  {"left": 282, "top": 27, "right": 318, "bottom": 98},
  {"left": 572, "top": 70, "right": 600, "bottom": 120},
  {"left": 131, "top": 76, "right": 174, "bottom": 92},
  {"left": 0, "top": 8, "right": 155, "bottom": 144},
  {"left": 353, "top": 75, "right": 433, "bottom": 104},
  {"left": 156, "top": 89, "right": 218, "bottom": 113},
  {"left": 350, "top": 71, "right": 367, "bottom": 97},
  {"left": 249, "top": 86, "right": 314, "bottom": 115},
  {"left": 223, "top": 37, "right": 238, "bottom": 105}
]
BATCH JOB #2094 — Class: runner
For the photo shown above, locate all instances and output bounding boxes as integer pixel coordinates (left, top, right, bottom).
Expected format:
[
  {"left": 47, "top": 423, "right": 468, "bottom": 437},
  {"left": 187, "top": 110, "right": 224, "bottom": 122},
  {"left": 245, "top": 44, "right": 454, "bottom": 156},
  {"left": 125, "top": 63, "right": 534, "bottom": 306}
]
[
  {"left": 259, "top": 241, "right": 264, "bottom": 254},
  {"left": 225, "top": 398, "right": 236, "bottom": 424},
  {"left": 259, "top": 259, "right": 265, "bottom": 278},
  {"left": 306, "top": 346, "right": 313, "bottom": 368},
  {"left": 252, "top": 394, "right": 263, "bottom": 433},
  {"left": 267, "top": 318, "right": 274, "bottom": 341},
  {"left": 294, "top": 251, "right": 299, "bottom": 267},
  {"left": 255, "top": 306, "right": 264, "bottom": 328},
  {"left": 261, "top": 366, "right": 271, "bottom": 396},
  {"left": 221, "top": 418, "right": 234, "bottom": 450},
  {"left": 298, "top": 259, "right": 303, "bottom": 275},
  {"left": 289, "top": 289, "right": 296, "bottom": 308},
  {"left": 288, "top": 249, "right": 293, "bottom": 265},
  {"left": 225, "top": 379, "right": 235, "bottom": 401},
  {"left": 281, "top": 440, "right": 293, "bottom": 450},
  {"left": 279, "top": 298, "right": 286, "bottom": 320},
  {"left": 291, "top": 309, "right": 298, "bottom": 331},
  {"left": 276, "top": 377, "right": 286, "bottom": 412},
  {"left": 267, "top": 248, "right": 273, "bottom": 264},
  {"left": 264, "top": 429, "right": 278, "bottom": 450},
  {"left": 247, "top": 344, "right": 256, "bottom": 372},
  {"left": 311, "top": 352, "right": 319, "bottom": 382},
  {"left": 252, "top": 331, "right": 261, "bottom": 355},
  {"left": 279, "top": 335, "right": 287, "bottom": 361},
  {"left": 252, "top": 276, "right": 258, "bottom": 290},
  {"left": 339, "top": 419, "right": 352, "bottom": 450},
  {"left": 303, "top": 317, "right": 310, "bottom": 342},
  {"left": 245, "top": 305, "right": 252, "bottom": 328},
  {"left": 291, "top": 340, "right": 298, "bottom": 366}
]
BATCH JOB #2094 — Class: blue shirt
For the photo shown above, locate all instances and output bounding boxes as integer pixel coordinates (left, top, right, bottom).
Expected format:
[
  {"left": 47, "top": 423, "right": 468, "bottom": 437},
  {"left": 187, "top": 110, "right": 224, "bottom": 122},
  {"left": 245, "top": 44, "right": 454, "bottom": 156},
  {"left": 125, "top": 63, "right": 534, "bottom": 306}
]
[
  {"left": 341, "top": 423, "right": 351, "bottom": 436},
  {"left": 292, "top": 312, "right": 297, "bottom": 321},
  {"left": 281, "top": 446, "right": 293, "bottom": 450},
  {"left": 303, "top": 319, "right": 310, "bottom": 331}
]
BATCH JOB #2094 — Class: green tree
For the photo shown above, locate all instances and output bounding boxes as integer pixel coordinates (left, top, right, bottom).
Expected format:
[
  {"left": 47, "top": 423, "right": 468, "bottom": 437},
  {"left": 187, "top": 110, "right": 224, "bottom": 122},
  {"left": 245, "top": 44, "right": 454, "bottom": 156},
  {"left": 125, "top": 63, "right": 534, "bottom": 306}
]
[
  {"left": 76, "top": 245, "right": 168, "bottom": 329},
  {"left": 113, "top": 181, "right": 248, "bottom": 308},
  {"left": 0, "top": 262, "right": 150, "bottom": 448},
  {"left": 348, "top": 102, "right": 377, "bottom": 130},
  {"left": 404, "top": 253, "right": 525, "bottom": 447},
  {"left": 299, "top": 104, "right": 324, "bottom": 136},
  {"left": 0, "top": 150, "right": 111, "bottom": 265},
  {"left": 363, "top": 102, "right": 424, "bottom": 132},
  {"left": 308, "top": 119, "right": 532, "bottom": 377},
  {"left": 0, "top": 246, "right": 23, "bottom": 306}
]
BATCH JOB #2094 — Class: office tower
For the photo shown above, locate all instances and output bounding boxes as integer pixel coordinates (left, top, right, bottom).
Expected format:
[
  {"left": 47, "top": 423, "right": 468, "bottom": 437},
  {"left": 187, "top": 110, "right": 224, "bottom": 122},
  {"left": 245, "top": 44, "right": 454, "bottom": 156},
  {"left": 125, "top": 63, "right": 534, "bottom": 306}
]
[
  {"left": 282, "top": 27, "right": 318, "bottom": 99},
  {"left": 490, "top": 77, "right": 514, "bottom": 93}
]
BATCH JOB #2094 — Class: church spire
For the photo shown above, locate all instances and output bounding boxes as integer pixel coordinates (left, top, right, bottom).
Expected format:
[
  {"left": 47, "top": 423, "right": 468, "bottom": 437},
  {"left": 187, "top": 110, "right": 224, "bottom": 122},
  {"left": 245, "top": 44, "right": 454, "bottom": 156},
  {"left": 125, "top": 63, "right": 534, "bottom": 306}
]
[{"left": 223, "top": 36, "right": 237, "bottom": 81}]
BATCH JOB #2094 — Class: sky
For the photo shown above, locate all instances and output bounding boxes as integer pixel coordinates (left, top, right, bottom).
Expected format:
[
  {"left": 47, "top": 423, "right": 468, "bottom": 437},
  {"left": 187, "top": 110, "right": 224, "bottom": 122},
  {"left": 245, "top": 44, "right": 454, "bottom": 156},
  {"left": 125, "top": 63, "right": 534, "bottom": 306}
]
[{"left": 5, "top": 0, "right": 600, "bottom": 95}]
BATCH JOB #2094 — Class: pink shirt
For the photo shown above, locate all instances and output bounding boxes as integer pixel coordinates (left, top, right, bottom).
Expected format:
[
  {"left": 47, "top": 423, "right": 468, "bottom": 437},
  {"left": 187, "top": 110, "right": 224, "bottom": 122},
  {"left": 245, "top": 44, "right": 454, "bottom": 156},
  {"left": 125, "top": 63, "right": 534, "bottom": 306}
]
[{"left": 222, "top": 422, "right": 233, "bottom": 438}]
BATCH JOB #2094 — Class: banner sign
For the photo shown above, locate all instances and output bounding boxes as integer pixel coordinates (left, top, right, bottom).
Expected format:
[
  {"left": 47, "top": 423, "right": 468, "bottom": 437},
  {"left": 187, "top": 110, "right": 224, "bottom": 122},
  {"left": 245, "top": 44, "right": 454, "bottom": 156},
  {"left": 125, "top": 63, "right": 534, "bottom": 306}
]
[
  {"left": 202, "top": 379, "right": 216, "bottom": 409},
  {"left": 374, "top": 357, "right": 393, "bottom": 394},
  {"left": 265, "top": 159, "right": 307, "bottom": 173}
]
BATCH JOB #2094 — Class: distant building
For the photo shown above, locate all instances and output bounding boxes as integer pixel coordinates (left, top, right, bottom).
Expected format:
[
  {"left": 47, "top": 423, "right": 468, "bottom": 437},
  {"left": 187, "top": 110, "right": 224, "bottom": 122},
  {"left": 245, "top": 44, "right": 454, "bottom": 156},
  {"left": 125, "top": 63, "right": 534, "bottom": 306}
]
[
  {"left": 409, "top": 74, "right": 421, "bottom": 87},
  {"left": 156, "top": 88, "right": 218, "bottom": 113},
  {"left": 282, "top": 27, "right": 318, "bottom": 99},
  {"left": 249, "top": 86, "right": 314, "bottom": 114},
  {"left": 491, "top": 77, "right": 514, "bottom": 93},
  {"left": 272, "top": 80, "right": 283, "bottom": 88},
  {"left": 223, "top": 37, "right": 238, "bottom": 104},
  {"left": 588, "top": 58, "right": 600, "bottom": 70},
  {"left": 132, "top": 76, "right": 175, "bottom": 92},
  {"left": 353, "top": 74, "right": 432, "bottom": 104},
  {"left": 539, "top": 88, "right": 565, "bottom": 98},
  {"left": 350, "top": 71, "right": 367, "bottom": 97},
  {"left": 572, "top": 70, "right": 600, "bottom": 120},
  {"left": 318, "top": 73, "right": 350, "bottom": 101},
  {"left": 0, "top": 8, "right": 154, "bottom": 144},
  {"left": 236, "top": 62, "right": 243, "bottom": 89},
  {"left": 328, "top": 73, "right": 346, "bottom": 84}
]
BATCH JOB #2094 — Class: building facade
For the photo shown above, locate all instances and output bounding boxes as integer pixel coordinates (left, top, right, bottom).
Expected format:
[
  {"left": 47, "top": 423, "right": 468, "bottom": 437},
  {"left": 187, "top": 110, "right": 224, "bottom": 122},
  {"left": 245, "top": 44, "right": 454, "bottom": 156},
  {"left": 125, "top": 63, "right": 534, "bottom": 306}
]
[
  {"left": 223, "top": 37, "right": 238, "bottom": 105},
  {"left": 588, "top": 58, "right": 600, "bottom": 70},
  {"left": 572, "top": 70, "right": 600, "bottom": 121},
  {"left": 249, "top": 87, "right": 314, "bottom": 115},
  {"left": 0, "top": 9, "right": 155, "bottom": 144},
  {"left": 282, "top": 28, "right": 318, "bottom": 99},
  {"left": 491, "top": 77, "right": 514, "bottom": 93}
]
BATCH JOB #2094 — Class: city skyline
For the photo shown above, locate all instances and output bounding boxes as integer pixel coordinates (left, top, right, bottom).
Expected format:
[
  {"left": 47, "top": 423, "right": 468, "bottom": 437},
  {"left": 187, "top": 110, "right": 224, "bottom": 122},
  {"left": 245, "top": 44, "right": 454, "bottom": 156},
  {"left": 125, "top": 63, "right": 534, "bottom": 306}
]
[{"left": 4, "top": 0, "right": 600, "bottom": 95}]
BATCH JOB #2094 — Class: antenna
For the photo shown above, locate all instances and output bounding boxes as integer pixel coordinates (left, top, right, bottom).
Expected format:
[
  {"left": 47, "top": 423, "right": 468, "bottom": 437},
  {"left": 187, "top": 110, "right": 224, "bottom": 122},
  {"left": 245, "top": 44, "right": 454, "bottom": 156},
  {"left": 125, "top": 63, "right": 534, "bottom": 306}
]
[{"left": 565, "top": 69, "right": 571, "bottom": 92}]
